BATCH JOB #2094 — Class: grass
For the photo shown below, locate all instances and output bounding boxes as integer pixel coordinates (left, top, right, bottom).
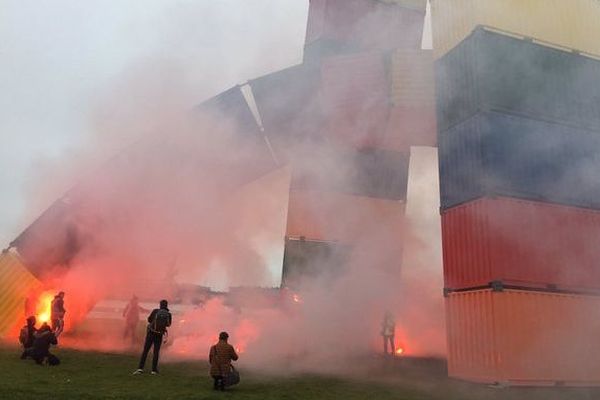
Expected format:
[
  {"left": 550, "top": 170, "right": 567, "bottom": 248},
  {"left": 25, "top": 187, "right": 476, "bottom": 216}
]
[{"left": 2, "top": 344, "right": 600, "bottom": 400}]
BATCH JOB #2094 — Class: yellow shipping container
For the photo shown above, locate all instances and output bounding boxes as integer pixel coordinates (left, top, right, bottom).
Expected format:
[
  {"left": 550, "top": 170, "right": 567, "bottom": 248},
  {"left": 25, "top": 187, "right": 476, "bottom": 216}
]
[
  {"left": 446, "top": 289, "right": 600, "bottom": 385},
  {"left": 431, "top": 0, "right": 600, "bottom": 59},
  {"left": 0, "top": 250, "right": 40, "bottom": 336}
]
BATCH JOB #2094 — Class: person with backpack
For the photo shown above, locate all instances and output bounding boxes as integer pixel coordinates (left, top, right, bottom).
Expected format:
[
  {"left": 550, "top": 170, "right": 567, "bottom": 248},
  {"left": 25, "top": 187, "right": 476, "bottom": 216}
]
[
  {"left": 133, "top": 299, "right": 172, "bottom": 375},
  {"left": 19, "top": 316, "right": 37, "bottom": 359},
  {"left": 209, "top": 332, "right": 239, "bottom": 391},
  {"left": 26, "top": 322, "right": 60, "bottom": 366},
  {"left": 50, "top": 291, "right": 66, "bottom": 337}
]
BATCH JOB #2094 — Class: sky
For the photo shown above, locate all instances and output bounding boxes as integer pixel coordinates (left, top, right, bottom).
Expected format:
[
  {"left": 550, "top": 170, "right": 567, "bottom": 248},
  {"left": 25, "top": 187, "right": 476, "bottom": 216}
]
[{"left": 0, "top": 0, "right": 436, "bottom": 286}]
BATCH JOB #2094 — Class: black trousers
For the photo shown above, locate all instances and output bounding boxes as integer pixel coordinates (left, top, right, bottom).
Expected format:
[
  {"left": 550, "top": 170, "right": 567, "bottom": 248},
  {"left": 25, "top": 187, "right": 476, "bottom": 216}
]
[
  {"left": 138, "top": 331, "right": 163, "bottom": 372},
  {"left": 212, "top": 375, "right": 224, "bottom": 390}
]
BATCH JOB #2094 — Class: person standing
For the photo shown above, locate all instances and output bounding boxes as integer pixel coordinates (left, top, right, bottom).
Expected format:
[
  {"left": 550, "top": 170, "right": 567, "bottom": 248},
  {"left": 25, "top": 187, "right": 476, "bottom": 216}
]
[
  {"left": 209, "top": 332, "right": 239, "bottom": 391},
  {"left": 122, "top": 295, "right": 148, "bottom": 345},
  {"left": 381, "top": 311, "right": 396, "bottom": 356},
  {"left": 50, "top": 292, "right": 66, "bottom": 337},
  {"left": 133, "top": 299, "right": 172, "bottom": 375}
]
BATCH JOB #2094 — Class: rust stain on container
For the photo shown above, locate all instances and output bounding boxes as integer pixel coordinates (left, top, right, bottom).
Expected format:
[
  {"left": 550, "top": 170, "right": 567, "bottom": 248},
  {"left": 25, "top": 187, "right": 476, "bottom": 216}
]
[{"left": 446, "top": 289, "right": 600, "bottom": 385}]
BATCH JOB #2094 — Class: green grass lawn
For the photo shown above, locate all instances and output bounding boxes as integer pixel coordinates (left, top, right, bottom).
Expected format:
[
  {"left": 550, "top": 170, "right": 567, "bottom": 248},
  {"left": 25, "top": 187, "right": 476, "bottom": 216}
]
[{"left": 2, "top": 344, "right": 600, "bottom": 400}]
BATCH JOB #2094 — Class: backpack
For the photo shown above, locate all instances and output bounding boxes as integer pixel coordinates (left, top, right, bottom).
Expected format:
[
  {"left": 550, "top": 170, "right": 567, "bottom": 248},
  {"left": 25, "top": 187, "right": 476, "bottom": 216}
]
[
  {"left": 19, "top": 326, "right": 28, "bottom": 346},
  {"left": 151, "top": 309, "right": 170, "bottom": 334}
]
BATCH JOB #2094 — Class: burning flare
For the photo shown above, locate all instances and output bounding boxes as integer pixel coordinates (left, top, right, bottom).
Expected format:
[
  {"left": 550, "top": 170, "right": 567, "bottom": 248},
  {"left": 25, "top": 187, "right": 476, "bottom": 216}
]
[{"left": 35, "top": 290, "right": 56, "bottom": 324}]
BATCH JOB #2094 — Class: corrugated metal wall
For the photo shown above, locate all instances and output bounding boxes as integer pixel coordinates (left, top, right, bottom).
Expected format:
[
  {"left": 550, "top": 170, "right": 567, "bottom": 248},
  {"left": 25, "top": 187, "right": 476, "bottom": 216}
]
[
  {"left": 431, "top": 0, "right": 600, "bottom": 59},
  {"left": 446, "top": 289, "right": 600, "bottom": 385},
  {"left": 0, "top": 251, "right": 40, "bottom": 336},
  {"left": 319, "top": 52, "right": 390, "bottom": 148},
  {"left": 435, "top": 0, "right": 600, "bottom": 385},
  {"left": 442, "top": 197, "right": 600, "bottom": 290},
  {"left": 281, "top": 238, "right": 352, "bottom": 288},
  {"left": 435, "top": 28, "right": 600, "bottom": 133},
  {"left": 286, "top": 189, "right": 405, "bottom": 243},
  {"left": 438, "top": 111, "right": 600, "bottom": 210},
  {"left": 305, "top": 0, "right": 425, "bottom": 55}
]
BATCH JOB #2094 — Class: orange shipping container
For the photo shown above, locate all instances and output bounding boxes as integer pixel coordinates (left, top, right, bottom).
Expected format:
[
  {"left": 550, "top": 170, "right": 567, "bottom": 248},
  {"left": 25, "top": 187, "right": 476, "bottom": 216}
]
[{"left": 446, "top": 289, "right": 600, "bottom": 385}]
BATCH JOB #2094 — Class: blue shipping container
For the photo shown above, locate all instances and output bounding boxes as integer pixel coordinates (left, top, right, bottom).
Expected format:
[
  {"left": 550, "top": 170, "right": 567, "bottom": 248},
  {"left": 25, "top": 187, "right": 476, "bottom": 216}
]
[
  {"left": 439, "top": 111, "right": 600, "bottom": 210},
  {"left": 436, "top": 27, "right": 600, "bottom": 133}
]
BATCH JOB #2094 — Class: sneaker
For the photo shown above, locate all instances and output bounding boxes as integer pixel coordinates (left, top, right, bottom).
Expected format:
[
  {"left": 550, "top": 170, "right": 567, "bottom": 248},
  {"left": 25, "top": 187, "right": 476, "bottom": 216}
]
[
  {"left": 151, "top": 371, "right": 158, "bottom": 375},
  {"left": 132, "top": 369, "right": 143, "bottom": 375}
]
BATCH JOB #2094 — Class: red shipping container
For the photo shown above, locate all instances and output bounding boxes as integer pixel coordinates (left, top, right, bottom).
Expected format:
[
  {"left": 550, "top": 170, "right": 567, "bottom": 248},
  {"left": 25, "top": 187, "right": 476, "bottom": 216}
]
[
  {"left": 305, "top": 0, "right": 425, "bottom": 51},
  {"left": 442, "top": 197, "right": 600, "bottom": 290},
  {"left": 319, "top": 52, "right": 390, "bottom": 148}
]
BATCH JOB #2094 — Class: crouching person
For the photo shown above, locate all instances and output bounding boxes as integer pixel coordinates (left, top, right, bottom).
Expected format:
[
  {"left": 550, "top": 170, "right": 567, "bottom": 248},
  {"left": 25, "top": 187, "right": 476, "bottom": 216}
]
[
  {"left": 28, "top": 323, "right": 60, "bottom": 366},
  {"left": 133, "top": 299, "right": 171, "bottom": 375},
  {"left": 209, "top": 332, "right": 239, "bottom": 391},
  {"left": 19, "top": 316, "right": 37, "bottom": 359}
]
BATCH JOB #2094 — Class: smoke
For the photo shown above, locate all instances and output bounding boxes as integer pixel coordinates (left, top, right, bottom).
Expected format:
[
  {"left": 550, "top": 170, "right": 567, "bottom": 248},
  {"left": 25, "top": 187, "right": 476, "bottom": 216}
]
[{"left": 9, "top": 0, "right": 446, "bottom": 376}]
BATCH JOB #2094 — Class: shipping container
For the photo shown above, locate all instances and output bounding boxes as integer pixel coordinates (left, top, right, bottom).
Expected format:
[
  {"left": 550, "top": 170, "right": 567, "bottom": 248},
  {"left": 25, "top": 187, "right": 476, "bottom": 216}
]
[
  {"left": 390, "top": 49, "right": 435, "bottom": 108},
  {"left": 286, "top": 189, "right": 405, "bottom": 243},
  {"left": 438, "top": 111, "right": 600, "bottom": 210},
  {"left": 305, "top": 0, "right": 424, "bottom": 54},
  {"left": 442, "top": 197, "right": 600, "bottom": 290},
  {"left": 281, "top": 237, "right": 352, "bottom": 288},
  {"left": 249, "top": 64, "right": 323, "bottom": 161},
  {"left": 385, "top": 105, "right": 437, "bottom": 149},
  {"left": 446, "top": 289, "right": 600, "bottom": 385},
  {"left": 431, "top": 0, "right": 600, "bottom": 60},
  {"left": 290, "top": 146, "right": 410, "bottom": 200},
  {"left": 379, "top": 0, "right": 427, "bottom": 12},
  {"left": 436, "top": 27, "right": 600, "bottom": 133},
  {"left": 319, "top": 52, "right": 390, "bottom": 148},
  {"left": 0, "top": 251, "right": 40, "bottom": 336},
  {"left": 11, "top": 198, "right": 80, "bottom": 279}
]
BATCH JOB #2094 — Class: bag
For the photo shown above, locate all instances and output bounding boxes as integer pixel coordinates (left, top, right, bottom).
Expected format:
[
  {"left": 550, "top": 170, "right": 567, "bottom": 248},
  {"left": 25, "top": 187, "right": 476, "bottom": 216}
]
[
  {"left": 47, "top": 354, "right": 60, "bottom": 366},
  {"left": 224, "top": 365, "right": 240, "bottom": 387},
  {"left": 19, "top": 326, "right": 28, "bottom": 345},
  {"left": 151, "top": 309, "right": 170, "bottom": 334}
]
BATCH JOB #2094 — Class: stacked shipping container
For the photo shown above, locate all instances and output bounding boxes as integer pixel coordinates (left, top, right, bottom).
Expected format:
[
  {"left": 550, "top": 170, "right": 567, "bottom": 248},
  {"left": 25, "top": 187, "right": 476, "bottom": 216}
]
[
  {"left": 433, "top": 0, "right": 600, "bottom": 385},
  {"left": 274, "top": 0, "right": 430, "bottom": 288}
]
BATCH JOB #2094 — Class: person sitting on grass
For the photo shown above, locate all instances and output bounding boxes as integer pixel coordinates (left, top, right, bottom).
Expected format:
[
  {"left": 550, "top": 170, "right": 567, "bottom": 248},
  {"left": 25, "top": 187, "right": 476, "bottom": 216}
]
[
  {"left": 209, "top": 331, "right": 239, "bottom": 391},
  {"left": 19, "top": 316, "right": 37, "bottom": 359},
  {"left": 24, "top": 323, "right": 60, "bottom": 366},
  {"left": 133, "top": 299, "right": 172, "bottom": 375}
]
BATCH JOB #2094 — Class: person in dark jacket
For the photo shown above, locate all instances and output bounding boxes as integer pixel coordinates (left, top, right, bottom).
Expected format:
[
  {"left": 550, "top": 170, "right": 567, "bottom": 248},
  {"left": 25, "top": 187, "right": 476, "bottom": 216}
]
[
  {"left": 19, "top": 316, "right": 37, "bottom": 359},
  {"left": 209, "top": 332, "right": 239, "bottom": 391},
  {"left": 132, "top": 299, "right": 172, "bottom": 375},
  {"left": 27, "top": 323, "right": 60, "bottom": 365},
  {"left": 50, "top": 291, "right": 66, "bottom": 336}
]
